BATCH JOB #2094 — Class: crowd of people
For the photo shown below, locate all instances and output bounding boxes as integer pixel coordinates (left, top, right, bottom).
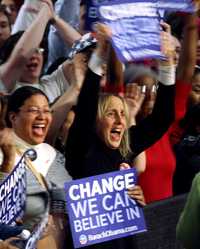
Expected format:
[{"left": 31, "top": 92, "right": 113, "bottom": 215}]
[{"left": 0, "top": 0, "right": 199, "bottom": 248}]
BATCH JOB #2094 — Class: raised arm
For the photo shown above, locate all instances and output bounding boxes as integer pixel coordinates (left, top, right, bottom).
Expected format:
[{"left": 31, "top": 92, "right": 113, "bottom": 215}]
[
  {"left": 54, "top": 17, "right": 82, "bottom": 82},
  {"left": 12, "top": 0, "right": 42, "bottom": 34},
  {"left": 104, "top": 43, "right": 124, "bottom": 94},
  {"left": 65, "top": 66, "right": 102, "bottom": 178},
  {"left": 174, "top": 9, "right": 199, "bottom": 122},
  {"left": 130, "top": 23, "right": 176, "bottom": 155},
  {"left": 0, "top": 0, "right": 54, "bottom": 91},
  {"left": 51, "top": 15, "right": 81, "bottom": 47},
  {"left": 46, "top": 0, "right": 80, "bottom": 69},
  {"left": 176, "top": 10, "right": 198, "bottom": 82},
  {"left": 65, "top": 26, "right": 109, "bottom": 178},
  {"left": 46, "top": 53, "right": 88, "bottom": 146}
]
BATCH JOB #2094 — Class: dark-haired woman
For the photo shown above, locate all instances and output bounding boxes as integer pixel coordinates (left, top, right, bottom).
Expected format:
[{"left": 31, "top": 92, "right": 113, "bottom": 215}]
[{"left": 0, "top": 86, "right": 71, "bottom": 248}]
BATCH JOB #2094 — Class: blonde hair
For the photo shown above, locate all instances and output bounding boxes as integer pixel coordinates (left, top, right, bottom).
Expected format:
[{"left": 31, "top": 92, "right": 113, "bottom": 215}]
[{"left": 97, "top": 94, "right": 132, "bottom": 158}]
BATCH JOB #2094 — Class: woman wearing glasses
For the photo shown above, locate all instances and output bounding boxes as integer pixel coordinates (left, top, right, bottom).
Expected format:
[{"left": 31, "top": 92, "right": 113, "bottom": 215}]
[
  {"left": 0, "top": 0, "right": 82, "bottom": 104},
  {"left": 0, "top": 86, "right": 71, "bottom": 248}
]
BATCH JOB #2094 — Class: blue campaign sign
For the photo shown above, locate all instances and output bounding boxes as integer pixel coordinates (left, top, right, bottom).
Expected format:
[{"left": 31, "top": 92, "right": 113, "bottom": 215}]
[
  {"left": 85, "top": 0, "right": 115, "bottom": 31},
  {"left": 0, "top": 156, "right": 26, "bottom": 224},
  {"left": 85, "top": 0, "right": 195, "bottom": 35},
  {"left": 84, "top": 0, "right": 98, "bottom": 31},
  {"left": 98, "top": 0, "right": 195, "bottom": 62},
  {"left": 65, "top": 168, "right": 147, "bottom": 248},
  {"left": 99, "top": 0, "right": 162, "bottom": 62},
  {"left": 158, "top": 0, "right": 195, "bottom": 13}
]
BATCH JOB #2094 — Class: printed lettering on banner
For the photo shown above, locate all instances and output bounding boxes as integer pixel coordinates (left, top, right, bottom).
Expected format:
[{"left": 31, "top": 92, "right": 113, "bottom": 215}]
[
  {"left": 0, "top": 157, "right": 26, "bottom": 224},
  {"left": 65, "top": 168, "right": 147, "bottom": 248},
  {"left": 98, "top": 0, "right": 195, "bottom": 62},
  {"left": 158, "top": 0, "right": 195, "bottom": 12},
  {"left": 84, "top": 0, "right": 114, "bottom": 30}
]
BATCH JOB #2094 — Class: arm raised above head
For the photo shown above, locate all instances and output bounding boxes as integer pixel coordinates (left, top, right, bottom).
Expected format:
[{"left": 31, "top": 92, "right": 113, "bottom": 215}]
[
  {"left": 129, "top": 23, "right": 176, "bottom": 155},
  {"left": 0, "top": 0, "right": 54, "bottom": 91},
  {"left": 176, "top": 8, "right": 199, "bottom": 82}
]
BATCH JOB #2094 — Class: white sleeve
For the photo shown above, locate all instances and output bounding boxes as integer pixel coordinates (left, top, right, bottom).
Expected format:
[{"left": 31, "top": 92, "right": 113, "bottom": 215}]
[
  {"left": 88, "top": 52, "right": 105, "bottom": 76},
  {"left": 158, "top": 65, "right": 176, "bottom": 86},
  {"left": 12, "top": 0, "right": 42, "bottom": 34},
  {"left": 40, "top": 65, "right": 70, "bottom": 103}
]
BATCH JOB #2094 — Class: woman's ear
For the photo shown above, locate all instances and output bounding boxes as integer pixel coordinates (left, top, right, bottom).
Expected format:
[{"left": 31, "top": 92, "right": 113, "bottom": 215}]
[{"left": 8, "top": 112, "right": 16, "bottom": 126}]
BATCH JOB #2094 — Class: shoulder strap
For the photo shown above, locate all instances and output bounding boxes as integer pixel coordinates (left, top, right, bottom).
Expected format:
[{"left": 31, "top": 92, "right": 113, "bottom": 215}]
[
  {"left": 16, "top": 149, "right": 48, "bottom": 190},
  {"left": 26, "top": 158, "right": 49, "bottom": 190}
]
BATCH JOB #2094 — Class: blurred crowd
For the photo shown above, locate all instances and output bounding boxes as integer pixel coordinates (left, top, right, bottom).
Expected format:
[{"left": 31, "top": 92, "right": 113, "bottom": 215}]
[{"left": 0, "top": 0, "right": 199, "bottom": 248}]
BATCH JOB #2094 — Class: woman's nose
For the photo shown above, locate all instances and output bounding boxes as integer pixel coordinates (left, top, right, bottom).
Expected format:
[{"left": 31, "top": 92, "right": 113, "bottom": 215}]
[{"left": 115, "top": 113, "right": 123, "bottom": 124}]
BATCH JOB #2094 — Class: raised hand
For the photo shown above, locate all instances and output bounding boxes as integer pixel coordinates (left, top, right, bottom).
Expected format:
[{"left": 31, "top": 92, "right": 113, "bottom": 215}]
[
  {"left": 160, "top": 22, "right": 175, "bottom": 65},
  {"left": 93, "top": 23, "right": 112, "bottom": 60},
  {"left": 124, "top": 83, "right": 145, "bottom": 126},
  {"left": 40, "top": 0, "right": 55, "bottom": 19},
  {"left": 160, "top": 22, "right": 175, "bottom": 66},
  {"left": 193, "top": 0, "right": 200, "bottom": 12},
  {"left": 66, "top": 53, "right": 88, "bottom": 90}
]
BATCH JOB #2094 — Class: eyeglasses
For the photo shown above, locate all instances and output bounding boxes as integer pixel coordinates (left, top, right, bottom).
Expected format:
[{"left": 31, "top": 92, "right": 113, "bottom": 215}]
[
  {"left": 140, "top": 84, "right": 158, "bottom": 94},
  {"left": 34, "top": 48, "right": 45, "bottom": 54},
  {"left": 19, "top": 106, "right": 52, "bottom": 115}
]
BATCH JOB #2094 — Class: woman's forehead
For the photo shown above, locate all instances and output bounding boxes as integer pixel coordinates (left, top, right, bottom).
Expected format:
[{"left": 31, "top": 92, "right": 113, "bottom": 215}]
[
  {"left": 23, "top": 94, "right": 49, "bottom": 106},
  {"left": 106, "top": 96, "right": 124, "bottom": 108}
]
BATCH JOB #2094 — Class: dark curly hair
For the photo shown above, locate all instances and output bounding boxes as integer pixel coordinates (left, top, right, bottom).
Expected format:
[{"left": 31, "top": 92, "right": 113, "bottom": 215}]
[{"left": 6, "top": 86, "right": 49, "bottom": 128}]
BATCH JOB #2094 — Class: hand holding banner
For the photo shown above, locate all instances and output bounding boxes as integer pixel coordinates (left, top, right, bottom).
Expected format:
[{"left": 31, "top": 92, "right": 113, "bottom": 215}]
[
  {"left": 65, "top": 168, "right": 147, "bottom": 248},
  {"left": 80, "top": 0, "right": 195, "bottom": 62},
  {"left": 98, "top": 0, "right": 195, "bottom": 62},
  {"left": 0, "top": 156, "right": 26, "bottom": 225}
]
